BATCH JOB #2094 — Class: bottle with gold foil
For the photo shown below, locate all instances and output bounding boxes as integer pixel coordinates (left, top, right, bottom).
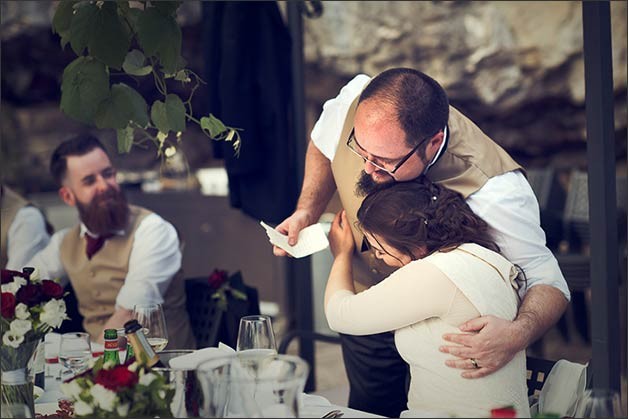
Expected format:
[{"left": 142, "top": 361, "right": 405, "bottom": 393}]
[
  {"left": 123, "top": 319, "right": 164, "bottom": 368},
  {"left": 103, "top": 329, "right": 121, "bottom": 365}
]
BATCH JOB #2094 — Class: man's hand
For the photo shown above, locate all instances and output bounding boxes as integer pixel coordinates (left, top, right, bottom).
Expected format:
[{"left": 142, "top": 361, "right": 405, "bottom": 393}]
[
  {"left": 272, "top": 209, "right": 315, "bottom": 257},
  {"left": 439, "top": 315, "right": 523, "bottom": 379}
]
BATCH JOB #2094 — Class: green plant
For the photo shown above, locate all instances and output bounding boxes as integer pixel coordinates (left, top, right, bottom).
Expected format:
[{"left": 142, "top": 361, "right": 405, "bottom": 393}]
[{"left": 51, "top": 0, "right": 241, "bottom": 156}]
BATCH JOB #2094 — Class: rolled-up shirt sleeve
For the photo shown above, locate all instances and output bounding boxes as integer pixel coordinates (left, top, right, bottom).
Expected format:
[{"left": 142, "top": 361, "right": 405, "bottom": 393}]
[
  {"left": 115, "top": 214, "right": 182, "bottom": 310},
  {"left": 466, "top": 171, "right": 570, "bottom": 301}
]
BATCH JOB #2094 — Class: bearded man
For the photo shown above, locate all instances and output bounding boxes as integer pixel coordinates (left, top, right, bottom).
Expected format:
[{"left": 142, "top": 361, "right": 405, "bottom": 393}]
[{"left": 27, "top": 135, "right": 195, "bottom": 348}]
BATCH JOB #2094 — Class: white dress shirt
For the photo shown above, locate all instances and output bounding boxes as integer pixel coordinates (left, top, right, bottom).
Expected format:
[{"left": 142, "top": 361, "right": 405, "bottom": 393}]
[
  {"left": 311, "top": 74, "right": 570, "bottom": 301},
  {"left": 26, "top": 213, "right": 182, "bottom": 309},
  {"left": 5, "top": 206, "right": 51, "bottom": 271}
]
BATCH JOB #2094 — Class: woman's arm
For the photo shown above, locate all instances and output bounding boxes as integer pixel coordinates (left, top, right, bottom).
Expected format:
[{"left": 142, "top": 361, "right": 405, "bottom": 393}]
[{"left": 324, "top": 211, "right": 459, "bottom": 335}]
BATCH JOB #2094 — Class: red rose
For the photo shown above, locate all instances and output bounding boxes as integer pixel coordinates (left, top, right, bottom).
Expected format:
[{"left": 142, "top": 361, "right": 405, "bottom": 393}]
[
  {"left": 1, "top": 269, "right": 25, "bottom": 284},
  {"left": 208, "top": 269, "right": 228, "bottom": 290},
  {"left": 1, "top": 292, "right": 16, "bottom": 318},
  {"left": 41, "top": 280, "right": 64, "bottom": 300},
  {"left": 95, "top": 364, "right": 138, "bottom": 391},
  {"left": 16, "top": 283, "right": 42, "bottom": 306}
]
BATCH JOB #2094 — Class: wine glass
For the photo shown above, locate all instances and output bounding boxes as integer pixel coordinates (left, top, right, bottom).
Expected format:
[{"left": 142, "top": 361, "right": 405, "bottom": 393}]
[
  {"left": 58, "top": 332, "right": 91, "bottom": 378},
  {"left": 133, "top": 303, "right": 169, "bottom": 352},
  {"left": 236, "top": 315, "right": 277, "bottom": 359},
  {"left": 574, "top": 389, "right": 625, "bottom": 418}
]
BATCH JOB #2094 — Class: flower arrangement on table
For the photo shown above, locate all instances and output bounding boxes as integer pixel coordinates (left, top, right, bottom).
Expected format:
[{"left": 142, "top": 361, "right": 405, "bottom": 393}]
[
  {"left": 61, "top": 357, "right": 175, "bottom": 418},
  {"left": 1, "top": 268, "right": 69, "bottom": 416}
]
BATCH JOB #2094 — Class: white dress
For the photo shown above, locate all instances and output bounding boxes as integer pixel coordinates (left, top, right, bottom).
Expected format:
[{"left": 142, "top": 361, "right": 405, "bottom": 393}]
[{"left": 325, "top": 243, "right": 531, "bottom": 418}]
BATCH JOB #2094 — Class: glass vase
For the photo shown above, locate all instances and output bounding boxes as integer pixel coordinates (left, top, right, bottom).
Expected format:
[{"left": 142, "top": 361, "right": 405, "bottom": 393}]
[{"left": 1, "top": 338, "right": 41, "bottom": 418}]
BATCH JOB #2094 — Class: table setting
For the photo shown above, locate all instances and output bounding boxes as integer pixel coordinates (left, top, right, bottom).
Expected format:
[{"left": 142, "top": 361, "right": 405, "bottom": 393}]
[{"left": 30, "top": 312, "right": 382, "bottom": 418}]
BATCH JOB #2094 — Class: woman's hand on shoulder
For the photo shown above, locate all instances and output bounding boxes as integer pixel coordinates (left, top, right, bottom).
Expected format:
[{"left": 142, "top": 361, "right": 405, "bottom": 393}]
[{"left": 329, "top": 210, "right": 355, "bottom": 258}]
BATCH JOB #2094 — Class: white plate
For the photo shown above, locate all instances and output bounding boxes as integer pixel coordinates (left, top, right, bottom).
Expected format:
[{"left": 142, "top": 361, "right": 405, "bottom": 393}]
[{"left": 35, "top": 402, "right": 60, "bottom": 416}]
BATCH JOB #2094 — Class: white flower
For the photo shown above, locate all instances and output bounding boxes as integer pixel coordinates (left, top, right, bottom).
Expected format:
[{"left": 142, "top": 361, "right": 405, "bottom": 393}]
[
  {"left": 14, "top": 303, "right": 30, "bottom": 320},
  {"left": 158, "top": 390, "right": 166, "bottom": 399},
  {"left": 28, "top": 268, "right": 41, "bottom": 282},
  {"left": 13, "top": 276, "right": 27, "bottom": 286},
  {"left": 61, "top": 380, "right": 83, "bottom": 399},
  {"left": 73, "top": 400, "right": 94, "bottom": 416},
  {"left": 91, "top": 384, "right": 116, "bottom": 412},
  {"left": 10, "top": 319, "right": 32, "bottom": 336},
  {"left": 40, "top": 299, "right": 68, "bottom": 328},
  {"left": 116, "top": 403, "right": 130, "bottom": 417},
  {"left": 139, "top": 372, "right": 156, "bottom": 386},
  {"left": 1, "top": 282, "right": 21, "bottom": 295},
  {"left": 2, "top": 330, "right": 24, "bottom": 348}
]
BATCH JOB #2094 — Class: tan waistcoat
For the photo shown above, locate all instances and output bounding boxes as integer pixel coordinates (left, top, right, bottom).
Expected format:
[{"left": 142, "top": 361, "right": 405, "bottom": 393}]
[
  {"left": 1, "top": 186, "right": 31, "bottom": 268},
  {"left": 60, "top": 205, "right": 196, "bottom": 349},
  {"left": 331, "top": 97, "right": 522, "bottom": 290}
]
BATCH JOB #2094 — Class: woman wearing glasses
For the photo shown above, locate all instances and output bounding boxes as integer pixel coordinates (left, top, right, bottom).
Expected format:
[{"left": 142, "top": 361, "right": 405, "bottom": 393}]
[{"left": 324, "top": 176, "right": 530, "bottom": 418}]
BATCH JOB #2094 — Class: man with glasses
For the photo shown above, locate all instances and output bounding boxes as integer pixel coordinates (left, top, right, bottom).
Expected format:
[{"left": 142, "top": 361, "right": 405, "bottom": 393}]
[{"left": 273, "top": 68, "right": 569, "bottom": 417}]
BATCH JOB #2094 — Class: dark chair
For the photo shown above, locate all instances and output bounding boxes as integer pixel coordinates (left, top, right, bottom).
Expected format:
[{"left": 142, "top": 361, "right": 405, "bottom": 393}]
[
  {"left": 526, "top": 168, "right": 567, "bottom": 250},
  {"left": 185, "top": 271, "right": 260, "bottom": 349},
  {"left": 526, "top": 356, "right": 556, "bottom": 399}
]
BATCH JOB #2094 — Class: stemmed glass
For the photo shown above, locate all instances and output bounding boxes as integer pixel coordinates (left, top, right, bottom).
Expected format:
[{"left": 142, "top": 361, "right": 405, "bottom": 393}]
[
  {"left": 133, "top": 303, "right": 169, "bottom": 352},
  {"left": 236, "top": 315, "right": 277, "bottom": 359},
  {"left": 574, "top": 389, "right": 625, "bottom": 418},
  {"left": 58, "top": 332, "right": 91, "bottom": 378}
]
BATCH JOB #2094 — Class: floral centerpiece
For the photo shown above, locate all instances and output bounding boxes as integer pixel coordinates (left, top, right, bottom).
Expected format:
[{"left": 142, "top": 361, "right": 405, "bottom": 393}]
[
  {"left": 1, "top": 268, "right": 68, "bottom": 417},
  {"left": 61, "top": 357, "right": 174, "bottom": 418}
]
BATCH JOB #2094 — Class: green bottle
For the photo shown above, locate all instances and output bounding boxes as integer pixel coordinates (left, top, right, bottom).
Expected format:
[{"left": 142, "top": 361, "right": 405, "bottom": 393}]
[
  {"left": 103, "top": 329, "right": 121, "bottom": 365},
  {"left": 124, "top": 339, "right": 134, "bottom": 364}
]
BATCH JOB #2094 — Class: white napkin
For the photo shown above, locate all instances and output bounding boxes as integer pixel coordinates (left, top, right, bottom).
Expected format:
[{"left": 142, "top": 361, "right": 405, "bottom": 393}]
[
  {"left": 260, "top": 221, "right": 329, "bottom": 258},
  {"left": 168, "top": 342, "right": 236, "bottom": 369},
  {"left": 538, "top": 359, "right": 587, "bottom": 417}
]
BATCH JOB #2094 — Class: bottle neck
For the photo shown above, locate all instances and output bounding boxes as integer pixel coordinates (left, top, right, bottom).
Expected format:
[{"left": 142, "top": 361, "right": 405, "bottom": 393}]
[{"left": 127, "top": 332, "right": 159, "bottom": 368}]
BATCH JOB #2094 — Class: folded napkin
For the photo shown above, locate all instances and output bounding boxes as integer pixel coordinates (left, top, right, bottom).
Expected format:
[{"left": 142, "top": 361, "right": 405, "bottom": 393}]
[
  {"left": 538, "top": 359, "right": 587, "bottom": 417},
  {"left": 168, "top": 343, "right": 236, "bottom": 369}
]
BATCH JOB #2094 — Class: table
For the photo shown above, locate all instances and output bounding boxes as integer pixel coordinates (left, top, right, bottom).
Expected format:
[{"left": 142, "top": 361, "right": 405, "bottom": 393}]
[{"left": 36, "top": 364, "right": 384, "bottom": 418}]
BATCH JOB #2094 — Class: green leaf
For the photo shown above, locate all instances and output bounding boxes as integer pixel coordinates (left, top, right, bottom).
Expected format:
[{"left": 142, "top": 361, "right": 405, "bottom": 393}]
[
  {"left": 200, "top": 114, "right": 228, "bottom": 138},
  {"left": 150, "top": 100, "right": 169, "bottom": 133},
  {"left": 93, "top": 83, "right": 149, "bottom": 129},
  {"left": 152, "top": 1, "right": 182, "bottom": 17},
  {"left": 88, "top": 2, "right": 131, "bottom": 69},
  {"left": 117, "top": 126, "right": 135, "bottom": 153},
  {"left": 52, "top": 0, "right": 78, "bottom": 47},
  {"left": 60, "top": 57, "right": 110, "bottom": 124},
  {"left": 122, "top": 50, "right": 153, "bottom": 76},
  {"left": 69, "top": 2, "right": 98, "bottom": 56},
  {"left": 136, "top": 8, "right": 182, "bottom": 74},
  {"left": 164, "top": 94, "right": 186, "bottom": 132}
]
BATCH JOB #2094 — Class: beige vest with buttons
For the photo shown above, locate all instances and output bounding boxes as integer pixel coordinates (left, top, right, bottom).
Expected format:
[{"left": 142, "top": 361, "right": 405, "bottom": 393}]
[
  {"left": 1, "top": 186, "right": 31, "bottom": 268},
  {"left": 331, "top": 97, "right": 522, "bottom": 291},
  {"left": 60, "top": 205, "right": 196, "bottom": 349}
]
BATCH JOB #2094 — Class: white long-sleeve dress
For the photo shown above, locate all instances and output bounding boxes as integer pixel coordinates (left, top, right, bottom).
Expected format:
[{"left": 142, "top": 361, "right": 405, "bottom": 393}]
[{"left": 325, "top": 243, "right": 531, "bottom": 418}]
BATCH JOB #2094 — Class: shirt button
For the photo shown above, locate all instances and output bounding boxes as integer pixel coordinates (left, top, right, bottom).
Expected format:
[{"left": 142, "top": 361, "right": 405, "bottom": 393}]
[{"left": 371, "top": 268, "right": 379, "bottom": 274}]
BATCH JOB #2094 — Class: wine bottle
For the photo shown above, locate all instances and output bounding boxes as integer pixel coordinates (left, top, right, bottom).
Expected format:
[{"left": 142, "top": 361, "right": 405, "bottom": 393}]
[
  {"left": 123, "top": 319, "right": 165, "bottom": 368},
  {"left": 103, "top": 329, "right": 121, "bottom": 365}
]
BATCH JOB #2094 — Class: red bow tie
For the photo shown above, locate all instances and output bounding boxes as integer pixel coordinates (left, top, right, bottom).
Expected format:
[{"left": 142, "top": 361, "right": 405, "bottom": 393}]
[{"left": 85, "top": 234, "right": 113, "bottom": 260}]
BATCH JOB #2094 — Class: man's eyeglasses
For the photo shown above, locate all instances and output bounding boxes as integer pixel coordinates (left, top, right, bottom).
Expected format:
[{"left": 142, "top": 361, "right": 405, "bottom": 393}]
[{"left": 346, "top": 127, "right": 433, "bottom": 175}]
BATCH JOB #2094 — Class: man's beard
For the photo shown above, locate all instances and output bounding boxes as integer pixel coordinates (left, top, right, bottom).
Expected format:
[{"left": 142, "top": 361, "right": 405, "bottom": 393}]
[
  {"left": 76, "top": 187, "right": 130, "bottom": 236},
  {"left": 355, "top": 170, "right": 394, "bottom": 197}
]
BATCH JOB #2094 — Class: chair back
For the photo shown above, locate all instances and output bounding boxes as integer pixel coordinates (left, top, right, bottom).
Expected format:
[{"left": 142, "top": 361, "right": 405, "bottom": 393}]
[{"left": 527, "top": 356, "right": 556, "bottom": 399}]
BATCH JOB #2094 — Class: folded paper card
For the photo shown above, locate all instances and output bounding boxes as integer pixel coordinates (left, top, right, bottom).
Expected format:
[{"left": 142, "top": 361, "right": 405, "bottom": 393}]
[{"left": 260, "top": 221, "right": 329, "bottom": 258}]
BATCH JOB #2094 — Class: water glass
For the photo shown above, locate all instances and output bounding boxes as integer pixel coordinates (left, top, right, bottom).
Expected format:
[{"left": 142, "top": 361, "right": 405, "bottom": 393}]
[
  {"left": 574, "top": 388, "right": 625, "bottom": 418},
  {"left": 198, "top": 354, "right": 309, "bottom": 418},
  {"left": 133, "top": 303, "right": 169, "bottom": 352},
  {"left": 236, "top": 315, "right": 277, "bottom": 354},
  {"left": 58, "top": 332, "right": 91, "bottom": 378}
]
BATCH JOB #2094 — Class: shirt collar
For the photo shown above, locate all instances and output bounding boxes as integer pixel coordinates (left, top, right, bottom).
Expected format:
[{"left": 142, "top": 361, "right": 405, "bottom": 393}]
[
  {"left": 424, "top": 125, "right": 449, "bottom": 174},
  {"left": 79, "top": 223, "right": 125, "bottom": 239}
]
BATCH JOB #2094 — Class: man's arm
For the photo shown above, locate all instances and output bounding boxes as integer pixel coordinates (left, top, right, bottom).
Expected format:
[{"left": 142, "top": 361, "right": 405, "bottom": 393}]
[
  {"left": 440, "top": 285, "right": 567, "bottom": 378},
  {"left": 96, "top": 307, "right": 134, "bottom": 345},
  {"left": 273, "top": 141, "right": 336, "bottom": 255}
]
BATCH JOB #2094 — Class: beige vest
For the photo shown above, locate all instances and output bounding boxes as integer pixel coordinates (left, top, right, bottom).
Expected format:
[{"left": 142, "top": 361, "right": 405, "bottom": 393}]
[
  {"left": 1, "top": 186, "right": 31, "bottom": 268},
  {"left": 331, "top": 97, "right": 522, "bottom": 290},
  {"left": 60, "top": 205, "right": 196, "bottom": 349}
]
